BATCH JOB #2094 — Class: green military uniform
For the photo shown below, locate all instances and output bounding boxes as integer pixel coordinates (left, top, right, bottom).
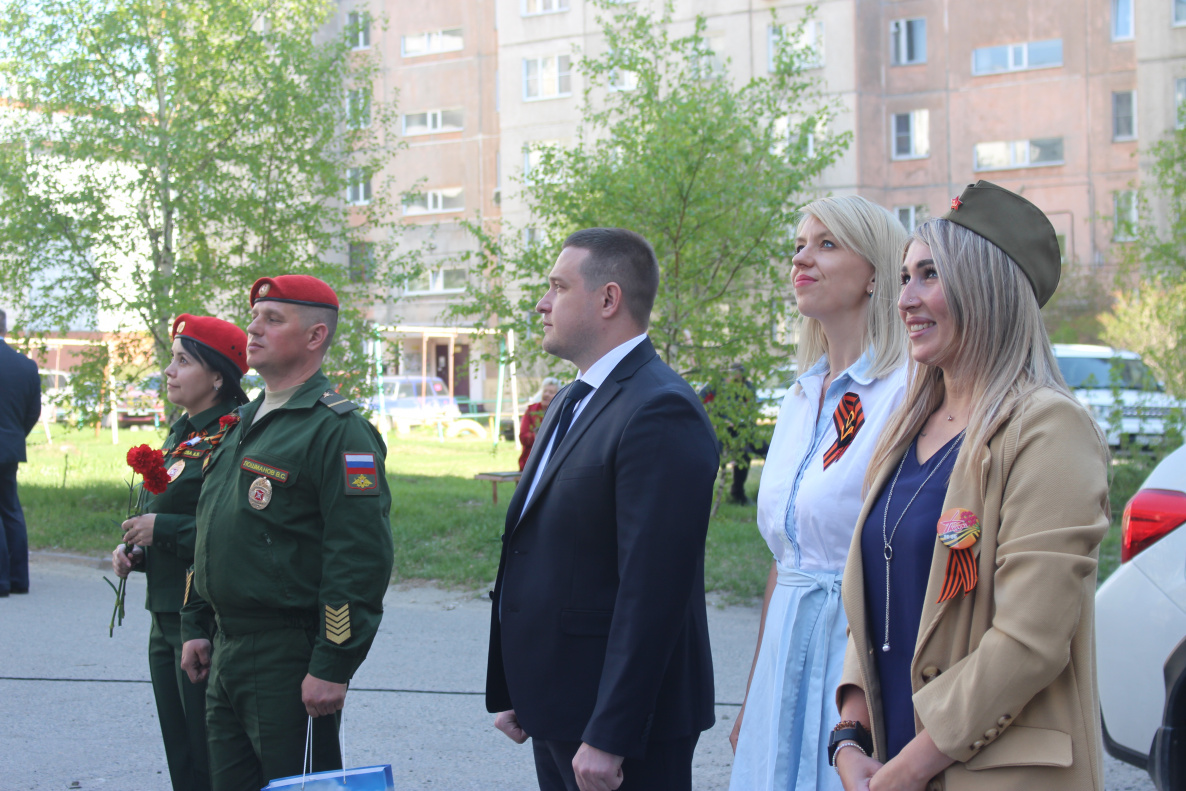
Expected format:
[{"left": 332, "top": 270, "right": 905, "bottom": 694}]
[
  {"left": 180, "top": 371, "right": 393, "bottom": 791},
  {"left": 137, "top": 402, "right": 235, "bottom": 791}
]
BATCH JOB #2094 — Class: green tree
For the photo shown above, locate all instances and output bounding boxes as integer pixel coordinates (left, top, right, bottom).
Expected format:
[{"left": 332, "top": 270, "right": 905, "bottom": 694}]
[
  {"left": 0, "top": 0, "right": 417, "bottom": 420},
  {"left": 1103, "top": 104, "right": 1186, "bottom": 399},
  {"left": 451, "top": 1, "right": 847, "bottom": 505}
]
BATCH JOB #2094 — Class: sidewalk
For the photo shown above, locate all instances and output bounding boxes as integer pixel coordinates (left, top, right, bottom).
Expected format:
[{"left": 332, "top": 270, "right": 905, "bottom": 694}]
[
  {"left": 0, "top": 555, "right": 755, "bottom": 790},
  {"left": 0, "top": 555, "right": 1154, "bottom": 790}
]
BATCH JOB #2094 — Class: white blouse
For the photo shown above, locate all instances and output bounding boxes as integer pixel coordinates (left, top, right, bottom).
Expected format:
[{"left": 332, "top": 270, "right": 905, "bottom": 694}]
[{"left": 756, "top": 352, "right": 907, "bottom": 572}]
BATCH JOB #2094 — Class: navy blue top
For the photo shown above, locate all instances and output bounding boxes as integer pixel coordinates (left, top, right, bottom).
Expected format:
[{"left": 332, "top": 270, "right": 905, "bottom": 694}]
[{"left": 861, "top": 432, "right": 962, "bottom": 760}]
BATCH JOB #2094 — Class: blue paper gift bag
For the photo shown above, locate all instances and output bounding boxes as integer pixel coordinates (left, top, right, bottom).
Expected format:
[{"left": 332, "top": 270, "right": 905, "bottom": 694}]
[
  {"left": 262, "top": 764, "right": 394, "bottom": 791},
  {"left": 263, "top": 715, "right": 394, "bottom": 791}
]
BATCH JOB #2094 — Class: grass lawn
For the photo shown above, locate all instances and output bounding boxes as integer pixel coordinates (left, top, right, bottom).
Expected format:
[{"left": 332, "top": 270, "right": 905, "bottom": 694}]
[{"left": 19, "top": 422, "right": 1130, "bottom": 600}]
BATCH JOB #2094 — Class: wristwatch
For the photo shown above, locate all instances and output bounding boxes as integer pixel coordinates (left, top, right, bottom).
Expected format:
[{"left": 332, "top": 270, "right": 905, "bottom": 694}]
[{"left": 827, "top": 722, "right": 873, "bottom": 766}]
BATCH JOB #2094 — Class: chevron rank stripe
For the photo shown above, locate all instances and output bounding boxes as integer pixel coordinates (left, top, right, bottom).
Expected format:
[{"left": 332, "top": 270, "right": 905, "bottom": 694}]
[{"left": 325, "top": 603, "right": 352, "bottom": 645}]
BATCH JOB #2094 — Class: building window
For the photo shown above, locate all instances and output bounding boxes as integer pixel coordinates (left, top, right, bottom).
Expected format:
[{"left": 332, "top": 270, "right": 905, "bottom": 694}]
[
  {"left": 895, "top": 205, "right": 929, "bottom": 231},
  {"left": 402, "top": 28, "right": 463, "bottom": 57},
  {"left": 1176, "top": 78, "right": 1186, "bottom": 128},
  {"left": 973, "top": 137, "right": 1064, "bottom": 170},
  {"left": 403, "top": 187, "right": 464, "bottom": 216},
  {"left": 347, "top": 89, "right": 371, "bottom": 129},
  {"left": 769, "top": 22, "right": 824, "bottom": 72},
  {"left": 1113, "top": 91, "right": 1136, "bottom": 140},
  {"left": 891, "top": 110, "right": 930, "bottom": 159},
  {"left": 890, "top": 19, "right": 927, "bottom": 65},
  {"left": 347, "top": 12, "right": 370, "bottom": 50},
  {"left": 523, "top": 140, "right": 562, "bottom": 183},
  {"left": 609, "top": 61, "right": 638, "bottom": 91},
  {"left": 347, "top": 169, "right": 371, "bottom": 205},
  {"left": 972, "top": 39, "right": 1062, "bottom": 75},
  {"left": 348, "top": 242, "right": 373, "bottom": 283},
  {"left": 1112, "top": 0, "right": 1134, "bottom": 39},
  {"left": 1114, "top": 190, "right": 1138, "bottom": 241},
  {"left": 1176, "top": 0, "right": 1186, "bottom": 25},
  {"left": 407, "top": 267, "right": 467, "bottom": 293},
  {"left": 523, "top": 55, "right": 572, "bottom": 100},
  {"left": 523, "top": 0, "right": 568, "bottom": 15},
  {"left": 402, "top": 109, "right": 464, "bottom": 136}
]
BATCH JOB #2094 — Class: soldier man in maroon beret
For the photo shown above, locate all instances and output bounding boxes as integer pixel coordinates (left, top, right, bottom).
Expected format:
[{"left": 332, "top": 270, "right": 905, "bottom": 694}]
[{"left": 180, "top": 275, "right": 394, "bottom": 790}]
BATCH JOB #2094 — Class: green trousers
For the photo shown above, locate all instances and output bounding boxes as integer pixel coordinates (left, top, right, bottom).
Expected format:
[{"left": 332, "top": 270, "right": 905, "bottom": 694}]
[
  {"left": 149, "top": 611, "right": 211, "bottom": 791},
  {"left": 206, "top": 626, "right": 341, "bottom": 791}
]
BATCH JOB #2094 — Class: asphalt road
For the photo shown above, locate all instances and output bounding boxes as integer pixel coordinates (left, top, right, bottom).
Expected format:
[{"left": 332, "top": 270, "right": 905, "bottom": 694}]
[{"left": 0, "top": 554, "right": 1157, "bottom": 790}]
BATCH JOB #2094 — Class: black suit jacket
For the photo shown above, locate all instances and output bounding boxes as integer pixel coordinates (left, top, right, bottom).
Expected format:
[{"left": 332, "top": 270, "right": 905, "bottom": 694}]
[
  {"left": 486, "top": 338, "right": 719, "bottom": 760},
  {"left": 0, "top": 339, "right": 41, "bottom": 464}
]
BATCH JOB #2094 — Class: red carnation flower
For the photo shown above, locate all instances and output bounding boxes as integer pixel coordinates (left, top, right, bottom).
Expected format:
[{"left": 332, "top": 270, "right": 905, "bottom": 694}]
[
  {"left": 126, "top": 444, "right": 164, "bottom": 475},
  {"left": 142, "top": 465, "right": 171, "bottom": 495},
  {"left": 218, "top": 413, "right": 240, "bottom": 431}
]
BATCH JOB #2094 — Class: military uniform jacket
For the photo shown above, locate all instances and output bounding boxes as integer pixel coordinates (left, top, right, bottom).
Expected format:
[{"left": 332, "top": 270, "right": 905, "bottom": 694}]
[
  {"left": 137, "top": 402, "right": 237, "bottom": 613},
  {"left": 180, "top": 371, "right": 394, "bottom": 685}
]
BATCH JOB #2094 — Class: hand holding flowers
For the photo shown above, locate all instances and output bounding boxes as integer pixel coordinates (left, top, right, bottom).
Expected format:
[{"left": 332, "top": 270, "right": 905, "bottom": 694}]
[{"left": 105, "top": 444, "right": 169, "bottom": 636}]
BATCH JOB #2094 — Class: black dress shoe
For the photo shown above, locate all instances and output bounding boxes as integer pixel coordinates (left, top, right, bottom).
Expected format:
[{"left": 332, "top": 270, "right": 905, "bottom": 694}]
[
  {"left": 10, "top": 587, "right": 28, "bottom": 594},
  {"left": 0, "top": 591, "right": 8, "bottom": 598}
]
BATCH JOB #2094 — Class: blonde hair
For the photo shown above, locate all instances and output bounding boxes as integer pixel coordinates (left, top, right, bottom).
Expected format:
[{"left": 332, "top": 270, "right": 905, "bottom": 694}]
[
  {"left": 866, "top": 219, "right": 1082, "bottom": 488},
  {"left": 795, "top": 195, "right": 909, "bottom": 380}
]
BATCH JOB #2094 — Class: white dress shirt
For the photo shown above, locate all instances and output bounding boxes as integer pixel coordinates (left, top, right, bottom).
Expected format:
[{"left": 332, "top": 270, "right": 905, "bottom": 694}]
[{"left": 522, "top": 333, "right": 649, "bottom": 507}]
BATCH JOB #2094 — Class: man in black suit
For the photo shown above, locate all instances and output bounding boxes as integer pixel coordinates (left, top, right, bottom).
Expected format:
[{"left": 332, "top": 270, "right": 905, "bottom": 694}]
[
  {"left": 487, "top": 228, "right": 719, "bottom": 791},
  {"left": 0, "top": 309, "right": 41, "bottom": 597}
]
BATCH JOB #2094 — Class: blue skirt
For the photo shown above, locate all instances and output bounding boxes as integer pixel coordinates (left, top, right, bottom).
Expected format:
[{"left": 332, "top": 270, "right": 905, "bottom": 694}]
[{"left": 729, "top": 564, "right": 847, "bottom": 791}]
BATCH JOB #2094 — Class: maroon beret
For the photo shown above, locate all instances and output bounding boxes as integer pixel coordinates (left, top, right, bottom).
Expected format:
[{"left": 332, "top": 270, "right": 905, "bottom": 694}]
[
  {"left": 171, "top": 314, "right": 249, "bottom": 375},
  {"left": 250, "top": 275, "right": 339, "bottom": 310}
]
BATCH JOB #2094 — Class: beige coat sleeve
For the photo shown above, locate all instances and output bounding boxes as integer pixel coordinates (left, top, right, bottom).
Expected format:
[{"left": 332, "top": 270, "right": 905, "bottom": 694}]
[{"left": 912, "top": 397, "right": 1109, "bottom": 762}]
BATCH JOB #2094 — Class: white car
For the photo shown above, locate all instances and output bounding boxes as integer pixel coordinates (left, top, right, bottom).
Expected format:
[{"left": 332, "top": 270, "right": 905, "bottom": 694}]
[
  {"left": 1053, "top": 344, "right": 1185, "bottom": 446},
  {"left": 1096, "top": 442, "right": 1186, "bottom": 789}
]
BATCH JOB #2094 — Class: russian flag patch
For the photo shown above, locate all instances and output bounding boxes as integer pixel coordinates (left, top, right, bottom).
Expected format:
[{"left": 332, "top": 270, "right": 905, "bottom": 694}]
[{"left": 343, "top": 452, "right": 379, "bottom": 495}]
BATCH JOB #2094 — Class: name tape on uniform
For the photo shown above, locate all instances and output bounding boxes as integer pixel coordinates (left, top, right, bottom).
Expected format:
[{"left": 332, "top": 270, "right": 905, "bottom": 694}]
[{"left": 240, "top": 457, "right": 290, "bottom": 483}]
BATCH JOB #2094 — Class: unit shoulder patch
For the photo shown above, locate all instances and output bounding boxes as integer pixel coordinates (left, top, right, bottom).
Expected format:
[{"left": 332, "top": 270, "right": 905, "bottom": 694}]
[
  {"left": 319, "top": 390, "right": 359, "bottom": 415},
  {"left": 325, "top": 603, "right": 352, "bottom": 645},
  {"left": 343, "top": 452, "right": 380, "bottom": 495}
]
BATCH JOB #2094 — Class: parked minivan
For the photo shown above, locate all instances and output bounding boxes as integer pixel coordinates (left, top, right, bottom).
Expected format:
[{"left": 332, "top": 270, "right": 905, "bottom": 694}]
[{"left": 1052, "top": 344, "right": 1184, "bottom": 446}]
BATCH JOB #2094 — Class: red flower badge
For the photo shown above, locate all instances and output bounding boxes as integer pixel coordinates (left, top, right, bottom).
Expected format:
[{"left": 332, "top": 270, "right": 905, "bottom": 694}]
[{"left": 219, "top": 413, "right": 240, "bottom": 431}]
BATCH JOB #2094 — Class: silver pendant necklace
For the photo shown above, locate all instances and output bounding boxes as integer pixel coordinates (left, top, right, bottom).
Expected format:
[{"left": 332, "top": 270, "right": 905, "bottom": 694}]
[{"left": 880, "top": 430, "right": 965, "bottom": 652}]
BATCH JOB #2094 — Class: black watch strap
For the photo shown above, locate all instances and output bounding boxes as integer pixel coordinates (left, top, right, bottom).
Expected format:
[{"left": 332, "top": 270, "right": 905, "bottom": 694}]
[{"left": 828, "top": 724, "right": 873, "bottom": 765}]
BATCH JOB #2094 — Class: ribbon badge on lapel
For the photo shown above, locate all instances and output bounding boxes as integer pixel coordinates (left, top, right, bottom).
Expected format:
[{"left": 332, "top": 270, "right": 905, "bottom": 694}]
[
  {"left": 822, "top": 392, "right": 864, "bottom": 470},
  {"left": 937, "top": 508, "right": 981, "bottom": 602}
]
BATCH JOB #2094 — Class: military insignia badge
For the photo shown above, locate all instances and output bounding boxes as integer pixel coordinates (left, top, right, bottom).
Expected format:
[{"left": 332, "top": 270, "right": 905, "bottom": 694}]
[
  {"left": 248, "top": 476, "right": 273, "bottom": 510},
  {"left": 343, "top": 452, "right": 379, "bottom": 495},
  {"left": 325, "top": 603, "right": 351, "bottom": 645},
  {"left": 258, "top": 282, "right": 270, "bottom": 296},
  {"left": 166, "top": 459, "right": 185, "bottom": 482},
  {"left": 937, "top": 508, "right": 981, "bottom": 602},
  {"left": 175, "top": 320, "right": 186, "bottom": 335}
]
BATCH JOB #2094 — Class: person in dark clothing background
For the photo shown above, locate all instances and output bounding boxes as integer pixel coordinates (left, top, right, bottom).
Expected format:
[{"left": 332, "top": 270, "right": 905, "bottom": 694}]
[
  {"left": 0, "top": 308, "right": 41, "bottom": 597},
  {"left": 700, "top": 365, "right": 757, "bottom": 505}
]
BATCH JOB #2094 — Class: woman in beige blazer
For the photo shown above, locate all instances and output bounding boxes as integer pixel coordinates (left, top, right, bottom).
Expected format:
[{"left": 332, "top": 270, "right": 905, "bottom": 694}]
[{"left": 830, "top": 181, "right": 1110, "bottom": 791}]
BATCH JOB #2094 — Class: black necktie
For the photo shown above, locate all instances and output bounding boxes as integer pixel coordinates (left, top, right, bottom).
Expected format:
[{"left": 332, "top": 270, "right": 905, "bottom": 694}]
[{"left": 550, "top": 380, "right": 594, "bottom": 451}]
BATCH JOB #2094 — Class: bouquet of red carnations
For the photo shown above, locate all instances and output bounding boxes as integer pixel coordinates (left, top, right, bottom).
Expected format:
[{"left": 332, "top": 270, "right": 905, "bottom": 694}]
[{"left": 105, "top": 444, "right": 170, "bottom": 636}]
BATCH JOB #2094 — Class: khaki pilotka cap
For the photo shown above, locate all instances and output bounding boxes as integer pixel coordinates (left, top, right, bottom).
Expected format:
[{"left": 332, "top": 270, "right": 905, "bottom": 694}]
[{"left": 941, "top": 180, "right": 1062, "bottom": 307}]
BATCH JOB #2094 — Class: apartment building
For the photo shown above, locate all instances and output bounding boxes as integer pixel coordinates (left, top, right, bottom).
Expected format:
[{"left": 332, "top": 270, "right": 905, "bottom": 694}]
[
  {"left": 859, "top": 0, "right": 1139, "bottom": 270},
  {"left": 339, "top": 0, "right": 500, "bottom": 398},
  {"left": 346, "top": 0, "right": 1183, "bottom": 397},
  {"left": 495, "top": 0, "right": 862, "bottom": 235}
]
